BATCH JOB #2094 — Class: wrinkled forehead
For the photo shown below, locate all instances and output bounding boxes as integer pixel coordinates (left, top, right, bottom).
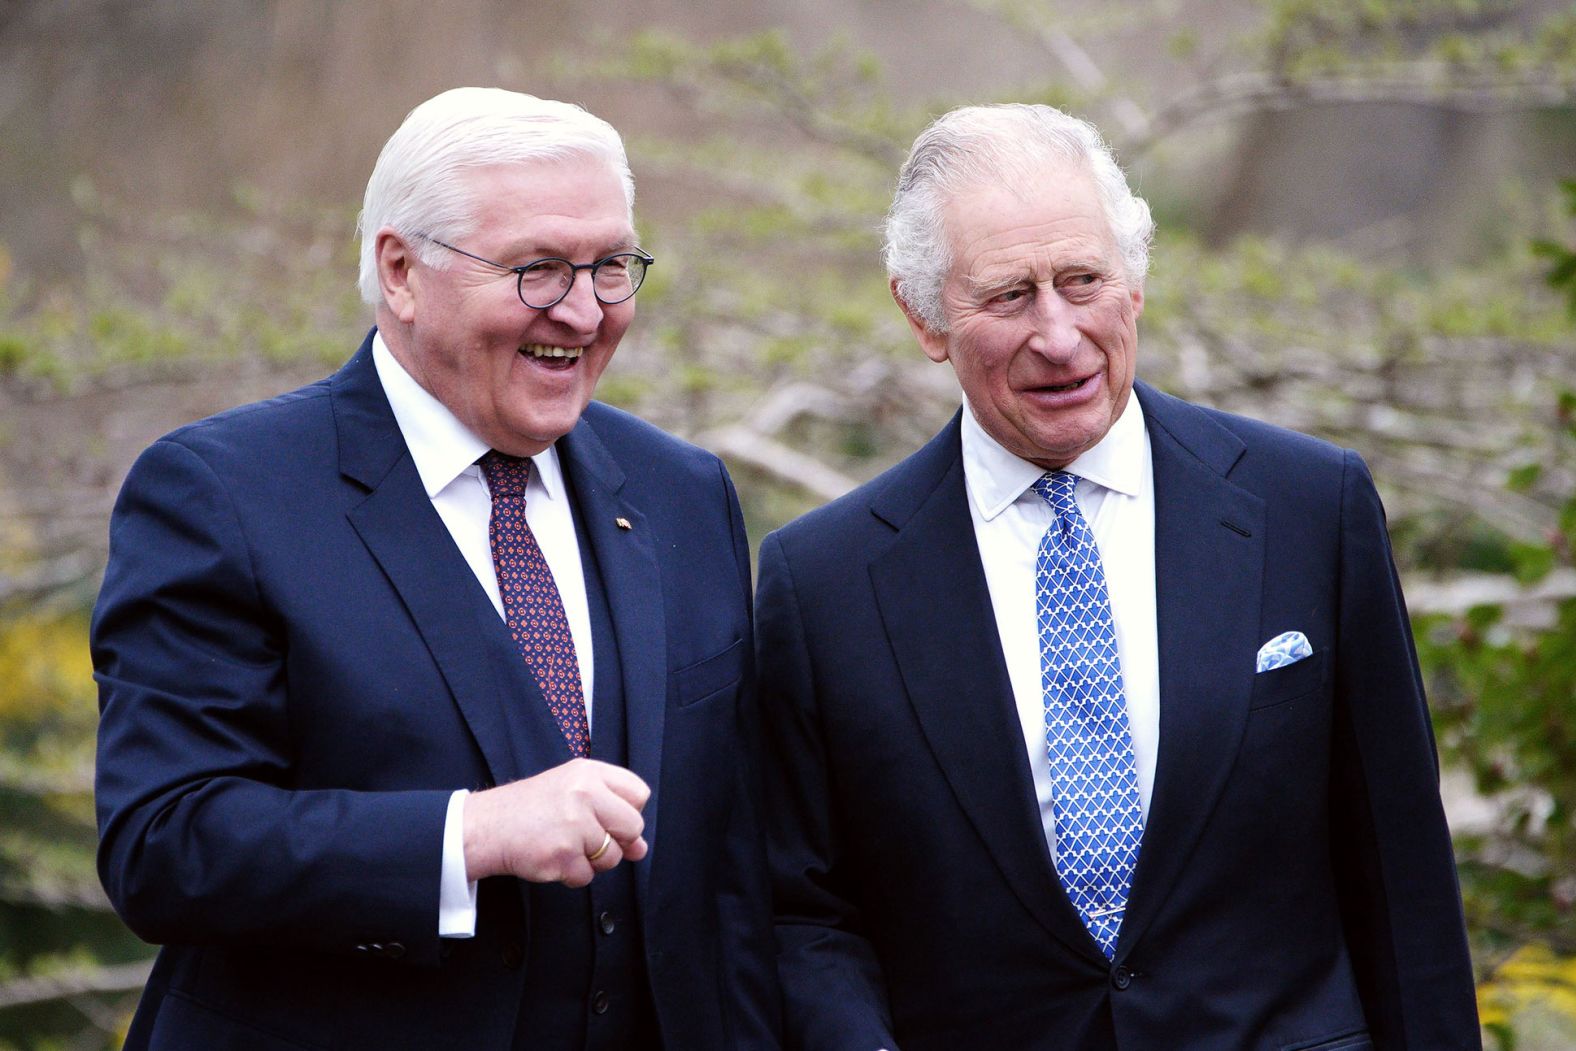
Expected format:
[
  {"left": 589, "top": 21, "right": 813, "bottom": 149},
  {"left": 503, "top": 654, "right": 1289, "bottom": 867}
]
[
  {"left": 941, "top": 157, "right": 1105, "bottom": 234},
  {"left": 942, "top": 166, "right": 1117, "bottom": 271},
  {"left": 470, "top": 152, "right": 632, "bottom": 212},
  {"left": 451, "top": 157, "right": 637, "bottom": 249}
]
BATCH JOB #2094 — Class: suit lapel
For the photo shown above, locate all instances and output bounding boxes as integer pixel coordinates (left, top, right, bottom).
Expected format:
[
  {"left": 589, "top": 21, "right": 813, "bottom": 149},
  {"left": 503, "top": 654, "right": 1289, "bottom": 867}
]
[
  {"left": 336, "top": 344, "right": 668, "bottom": 912},
  {"left": 868, "top": 416, "right": 1102, "bottom": 963},
  {"left": 1117, "top": 383, "right": 1265, "bottom": 956},
  {"left": 333, "top": 334, "right": 531, "bottom": 787},
  {"left": 557, "top": 415, "right": 667, "bottom": 911}
]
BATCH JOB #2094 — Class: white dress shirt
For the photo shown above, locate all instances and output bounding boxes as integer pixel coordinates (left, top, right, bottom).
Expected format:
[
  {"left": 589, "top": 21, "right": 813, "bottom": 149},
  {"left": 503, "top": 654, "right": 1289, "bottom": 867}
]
[
  {"left": 961, "top": 395, "right": 1159, "bottom": 861},
  {"left": 373, "top": 334, "right": 596, "bottom": 937}
]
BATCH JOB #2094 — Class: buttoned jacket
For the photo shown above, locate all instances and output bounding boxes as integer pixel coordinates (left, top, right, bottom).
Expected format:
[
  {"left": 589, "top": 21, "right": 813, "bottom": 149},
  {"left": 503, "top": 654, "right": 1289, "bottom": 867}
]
[{"left": 756, "top": 382, "right": 1478, "bottom": 1051}]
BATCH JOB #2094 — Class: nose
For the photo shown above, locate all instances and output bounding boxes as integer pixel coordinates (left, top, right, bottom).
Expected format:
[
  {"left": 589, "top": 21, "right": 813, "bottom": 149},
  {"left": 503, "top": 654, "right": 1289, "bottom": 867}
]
[
  {"left": 542, "top": 268, "right": 605, "bottom": 335},
  {"left": 1027, "top": 291, "right": 1081, "bottom": 361}
]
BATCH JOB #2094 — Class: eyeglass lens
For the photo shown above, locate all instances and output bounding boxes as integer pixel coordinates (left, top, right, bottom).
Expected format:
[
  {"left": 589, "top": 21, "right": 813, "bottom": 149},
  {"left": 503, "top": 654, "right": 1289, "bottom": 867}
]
[{"left": 518, "top": 254, "right": 648, "bottom": 308}]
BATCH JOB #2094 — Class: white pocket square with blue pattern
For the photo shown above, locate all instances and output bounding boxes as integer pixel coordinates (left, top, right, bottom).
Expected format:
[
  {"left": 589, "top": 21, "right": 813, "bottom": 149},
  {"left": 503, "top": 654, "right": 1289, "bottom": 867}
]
[{"left": 1256, "top": 630, "right": 1312, "bottom": 673}]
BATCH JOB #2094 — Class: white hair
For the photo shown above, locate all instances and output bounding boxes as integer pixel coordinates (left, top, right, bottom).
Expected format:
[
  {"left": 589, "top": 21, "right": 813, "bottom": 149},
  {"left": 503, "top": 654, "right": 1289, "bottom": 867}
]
[
  {"left": 357, "top": 87, "right": 635, "bottom": 305},
  {"left": 883, "top": 103, "right": 1154, "bottom": 332}
]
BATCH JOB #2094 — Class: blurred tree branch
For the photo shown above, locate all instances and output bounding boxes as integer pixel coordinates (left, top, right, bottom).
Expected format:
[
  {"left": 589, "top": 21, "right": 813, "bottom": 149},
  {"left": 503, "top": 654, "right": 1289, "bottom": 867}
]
[
  {"left": 0, "top": 959, "right": 150, "bottom": 1011},
  {"left": 0, "top": 6, "right": 1574, "bottom": 1047},
  {"left": 1137, "top": 67, "right": 1576, "bottom": 156}
]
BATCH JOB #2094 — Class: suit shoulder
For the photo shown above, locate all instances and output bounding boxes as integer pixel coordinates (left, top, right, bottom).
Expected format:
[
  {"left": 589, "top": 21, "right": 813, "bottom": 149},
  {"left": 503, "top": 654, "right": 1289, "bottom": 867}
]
[
  {"left": 774, "top": 467, "right": 891, "bottom": 544},
  {"left": 1140, "top": 384, "right": 1352, "bottom": 477},
  {"left": 580, "top": 400, "right": 725, "bottom": 479},
  {"left": 1200, "top": 405, "right": 1362, "bottom": 507},
  {"left": 158, "top": 375, "right": 335, "bottom": 456},
  {"left": 766, "top": 430, "right": 949, "bottom": 557},
  {"left": 1139, "top": 389, "right": 1369, "bottom": 535},
  {"left": 1200, "top": 403, "right": 1346, "bottom": 466}
]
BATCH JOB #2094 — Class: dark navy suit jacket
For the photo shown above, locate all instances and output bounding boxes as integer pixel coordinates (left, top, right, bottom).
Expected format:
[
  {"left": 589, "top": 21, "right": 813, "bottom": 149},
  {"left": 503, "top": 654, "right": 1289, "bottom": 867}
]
[
  {"left": 756, "top": 382, "right": 1478, "bottom": 1050},
  {"left": 93, "top": 334, "right": 780, "bottom": 1049}
]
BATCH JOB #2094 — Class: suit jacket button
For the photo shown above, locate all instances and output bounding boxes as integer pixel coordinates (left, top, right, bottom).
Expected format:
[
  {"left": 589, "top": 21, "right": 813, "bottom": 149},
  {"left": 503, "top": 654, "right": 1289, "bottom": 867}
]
[
  {"left": 592, "top": 990, "right": 610, "bottom": 1014},
  {"left": 502, "top": 941, "right": 524, "bottom": 969},
  {"left": 598, "top": 910, "right": 616, "bottom": 935},
  {"left": 1111, "top": 964, "right": 1133, "bottom": 990}
]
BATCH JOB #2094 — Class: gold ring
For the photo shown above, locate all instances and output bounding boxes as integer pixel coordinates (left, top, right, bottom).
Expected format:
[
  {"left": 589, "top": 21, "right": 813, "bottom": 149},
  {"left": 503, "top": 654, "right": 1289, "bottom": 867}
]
[{"left": 587, "top": 832, "right": 613, "bottom": 862}]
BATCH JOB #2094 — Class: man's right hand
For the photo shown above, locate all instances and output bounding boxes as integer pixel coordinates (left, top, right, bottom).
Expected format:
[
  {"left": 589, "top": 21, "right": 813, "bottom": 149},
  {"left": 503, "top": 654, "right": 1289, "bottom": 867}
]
[{"left": 462, "top": 759, "right": 650, "bottom": 887}]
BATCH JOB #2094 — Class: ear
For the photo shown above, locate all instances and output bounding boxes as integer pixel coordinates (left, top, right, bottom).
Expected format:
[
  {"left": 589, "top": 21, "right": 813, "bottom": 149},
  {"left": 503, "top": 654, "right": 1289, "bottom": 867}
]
[
  {"left": 1129, "top": 283, "right": 1144, "bottom": 319},
  {"left": 376, "top": 229, "right": 419, "bottom": 325},
  {"left": 891, "top": 278, "right": 951, "bottom": 364}
]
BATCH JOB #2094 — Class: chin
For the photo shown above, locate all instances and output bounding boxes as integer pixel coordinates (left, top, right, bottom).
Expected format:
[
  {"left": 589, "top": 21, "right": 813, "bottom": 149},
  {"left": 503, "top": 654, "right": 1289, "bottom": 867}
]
[{"left": 512, "top": 419, "right": 579, "bottom": 449}]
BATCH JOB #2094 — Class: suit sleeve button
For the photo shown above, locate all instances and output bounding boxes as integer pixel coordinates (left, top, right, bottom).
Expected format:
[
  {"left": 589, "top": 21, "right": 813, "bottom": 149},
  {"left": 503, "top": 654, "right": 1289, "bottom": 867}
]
[
  {"left": 1111, "top": 964, "right": 1133, "bottom": 990},
  {"left": 383, "top": 941, "right": 406, "bottom": 960},
  {"left": 592, "top": 990, "right": 610, "bottom": 1014}
]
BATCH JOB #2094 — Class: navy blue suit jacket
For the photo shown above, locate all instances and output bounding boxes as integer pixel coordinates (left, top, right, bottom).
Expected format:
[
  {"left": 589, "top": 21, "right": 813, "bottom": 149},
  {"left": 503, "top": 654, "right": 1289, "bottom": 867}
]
[
  {"left": 93, "top": 334, "right": 780, "bottom": 1049},
  {"left": 756, "top": 383, "right": 1478, "bottom": 1050}
]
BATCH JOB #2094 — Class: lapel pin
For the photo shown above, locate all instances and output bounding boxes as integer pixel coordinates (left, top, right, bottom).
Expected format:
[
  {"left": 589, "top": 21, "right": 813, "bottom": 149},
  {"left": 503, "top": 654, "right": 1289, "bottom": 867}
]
[{"left": 615, "top": 517, "right": 633, "bottom": 531}]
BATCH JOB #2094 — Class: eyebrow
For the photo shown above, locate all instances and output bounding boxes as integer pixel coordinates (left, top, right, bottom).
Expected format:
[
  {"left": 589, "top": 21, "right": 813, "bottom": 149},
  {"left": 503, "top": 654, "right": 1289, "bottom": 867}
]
[
  {"left": 1056, "top": 257, "right": 1107, "bottom": 275},
  {"left": 965, "top": 257, "right": 1108, "bottom": 297},
  {"left": 965, "top": 273, "right": 1029, "bottom": 298}
]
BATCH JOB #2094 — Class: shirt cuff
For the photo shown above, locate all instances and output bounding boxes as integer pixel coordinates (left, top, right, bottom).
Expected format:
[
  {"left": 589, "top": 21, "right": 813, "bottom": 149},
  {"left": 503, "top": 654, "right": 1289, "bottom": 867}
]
[{"left": 439, "top": 789, "right": 479, "bottom": 938}]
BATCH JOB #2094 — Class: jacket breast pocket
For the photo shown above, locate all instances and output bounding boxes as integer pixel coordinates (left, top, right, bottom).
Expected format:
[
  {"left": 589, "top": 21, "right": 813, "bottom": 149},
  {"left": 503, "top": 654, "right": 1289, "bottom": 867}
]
[
  {"left": 1249, "top": 648, "right": 1327, "bottom": 712},
  {"left": 673, "top": 637, "right": 745, "bottom": 709}
]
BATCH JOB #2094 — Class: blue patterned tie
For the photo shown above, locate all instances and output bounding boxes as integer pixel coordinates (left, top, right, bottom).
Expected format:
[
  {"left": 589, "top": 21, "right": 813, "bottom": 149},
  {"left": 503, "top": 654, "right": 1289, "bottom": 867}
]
[{"left": 1032, "top": 470, "right": 1143, "bottom": 959}]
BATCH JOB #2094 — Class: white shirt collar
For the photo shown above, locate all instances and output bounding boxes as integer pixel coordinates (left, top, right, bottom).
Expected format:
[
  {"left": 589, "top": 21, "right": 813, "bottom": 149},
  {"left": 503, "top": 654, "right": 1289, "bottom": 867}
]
[
  {"left": 371, "top": 331, "right": 566, "bottom": 500},
  {"left": 961, "top": 389, "right": 1148, "bottom": 521}
]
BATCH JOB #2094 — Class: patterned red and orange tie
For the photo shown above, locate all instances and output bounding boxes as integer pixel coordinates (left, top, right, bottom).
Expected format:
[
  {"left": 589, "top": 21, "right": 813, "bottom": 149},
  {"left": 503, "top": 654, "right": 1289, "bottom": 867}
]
[{"left": 478, "top": 451, "right": 590, "bottom": 758}]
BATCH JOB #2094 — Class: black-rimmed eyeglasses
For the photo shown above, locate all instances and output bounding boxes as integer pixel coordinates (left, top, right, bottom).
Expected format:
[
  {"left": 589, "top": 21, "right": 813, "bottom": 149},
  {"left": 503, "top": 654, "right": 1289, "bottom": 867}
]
[{"left": 419, "top": 235, "right": 654, "bottom": 310}]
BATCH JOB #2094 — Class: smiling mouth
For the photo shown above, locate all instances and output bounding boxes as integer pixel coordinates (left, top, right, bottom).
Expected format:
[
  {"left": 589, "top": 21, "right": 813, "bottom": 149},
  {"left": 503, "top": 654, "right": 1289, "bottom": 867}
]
[
  {"left": 520, "top": 344, "right": 584, "bottom": 360},
  {"left": 1042, "top": 377, "right": 1088, "bottom": 393}
]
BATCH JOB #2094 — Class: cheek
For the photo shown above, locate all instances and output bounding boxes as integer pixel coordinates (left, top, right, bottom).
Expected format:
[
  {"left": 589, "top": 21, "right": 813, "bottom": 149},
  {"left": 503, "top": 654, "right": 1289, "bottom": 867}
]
[
  {"left": 955, "top": 324, "right": 1011, "bottom": 365},
  {"left": 953, "top": 346, "right": 1001, "bottom": 395},
  {"left": 1094, "top": 304, "right": 1138, "bottom": 354},
  {"left": 605, "top": 304, "right": 636, "bottom": 341},
  {"left": 600, "top": 314, "right": 635, "bottom": 351}
]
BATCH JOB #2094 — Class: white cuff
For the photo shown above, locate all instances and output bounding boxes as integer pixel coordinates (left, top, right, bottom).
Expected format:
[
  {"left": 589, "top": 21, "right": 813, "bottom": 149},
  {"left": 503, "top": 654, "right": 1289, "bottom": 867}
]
[{"left": 439, "top": 789, "right": 479, "bottom": 938}]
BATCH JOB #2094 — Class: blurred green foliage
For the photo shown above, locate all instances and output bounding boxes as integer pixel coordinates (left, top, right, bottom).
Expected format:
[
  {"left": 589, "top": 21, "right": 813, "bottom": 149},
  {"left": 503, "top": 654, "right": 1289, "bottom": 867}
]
[
  {"left": 1421, "top": 206, "right": 1576, "bottom": 1051},
  {"left": 0, "top": 612, "right": 146, "bottom": 1050},
  {"left": 2, "top": 6, "right": 1576, "bottom": 1047},
  {"left": 0, "top": 181, "right": 364, "bottom": 402},
  {"left": 1532, "top": 181, "right": 1576, "bottom": 318}
]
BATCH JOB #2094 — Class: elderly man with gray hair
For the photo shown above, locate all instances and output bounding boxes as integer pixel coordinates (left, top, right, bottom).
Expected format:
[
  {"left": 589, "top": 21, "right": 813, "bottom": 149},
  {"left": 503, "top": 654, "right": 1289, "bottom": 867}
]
[
  {"left": 94, "top": 87, "right": 781, "bottom": 1050},
  {"left": 755, "top": 103, "right": 1478, "bottom": 1049}
]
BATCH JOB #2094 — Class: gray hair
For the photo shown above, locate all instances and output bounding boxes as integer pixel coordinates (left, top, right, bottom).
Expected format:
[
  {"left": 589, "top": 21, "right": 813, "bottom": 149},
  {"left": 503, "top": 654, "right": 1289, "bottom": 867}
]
[
  {"left": 883, "top": 103, "right": 1153, "bottom": 332},
  {"left": 357, "top": 87, "right": 635, "bottom": 306}
]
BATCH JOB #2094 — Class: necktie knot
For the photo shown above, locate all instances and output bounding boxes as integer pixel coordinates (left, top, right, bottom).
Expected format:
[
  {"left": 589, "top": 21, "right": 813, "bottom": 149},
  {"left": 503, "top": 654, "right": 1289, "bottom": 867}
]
[
  {"left": 479, "top": 450, "right": 530, "bottom": 499},
  {"left": 1031, "top": 471, "right": 1082, "bottom": 526}
]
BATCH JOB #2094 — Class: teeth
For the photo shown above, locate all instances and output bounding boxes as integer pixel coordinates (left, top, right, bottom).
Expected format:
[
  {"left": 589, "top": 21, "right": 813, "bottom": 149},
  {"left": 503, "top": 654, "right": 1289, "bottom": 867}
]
[
  {"left": 1048, "top": 379, "right": 1085, "bottom": 392},
  {"left": 521, "top": 344, "right": 583, "bottom": 359}
]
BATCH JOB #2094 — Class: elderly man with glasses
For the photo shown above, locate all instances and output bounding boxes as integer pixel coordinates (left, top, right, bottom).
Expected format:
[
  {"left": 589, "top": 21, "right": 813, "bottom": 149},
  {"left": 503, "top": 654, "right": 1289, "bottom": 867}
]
[{"left": 93, "top": 87, "right": 780, "bottom": 1051}]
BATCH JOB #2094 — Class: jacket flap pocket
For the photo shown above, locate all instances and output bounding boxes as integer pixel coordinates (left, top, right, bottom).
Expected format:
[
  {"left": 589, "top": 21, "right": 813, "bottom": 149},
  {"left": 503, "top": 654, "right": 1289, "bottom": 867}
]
[
  {"left": 151, "top": 990, "right": 323, "bottom": 1050},
  {"left": 1281, "top": 1026, "right": 1371, "bottom": 1051}
]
